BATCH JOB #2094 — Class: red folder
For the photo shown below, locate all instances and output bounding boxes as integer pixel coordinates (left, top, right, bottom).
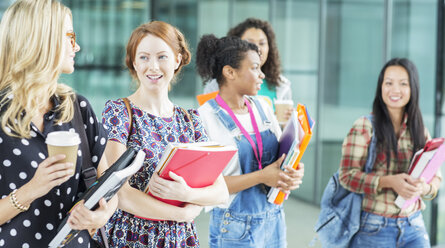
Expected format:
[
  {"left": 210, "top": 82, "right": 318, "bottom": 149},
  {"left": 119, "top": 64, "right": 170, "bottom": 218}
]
[{"left": 135, "top": 142, "right": 237, "bottom": 220}]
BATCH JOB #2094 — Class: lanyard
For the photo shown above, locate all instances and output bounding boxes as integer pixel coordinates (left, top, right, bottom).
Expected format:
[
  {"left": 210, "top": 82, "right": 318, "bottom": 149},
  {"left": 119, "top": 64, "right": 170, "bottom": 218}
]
[{"left": 215, "top": 95, "right": 263, "bottom": 170}]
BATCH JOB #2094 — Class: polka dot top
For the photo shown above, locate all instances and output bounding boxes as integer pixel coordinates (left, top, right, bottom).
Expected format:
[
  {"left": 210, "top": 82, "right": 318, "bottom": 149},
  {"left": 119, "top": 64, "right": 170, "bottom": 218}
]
[{"left": 0, "top": 95, "right": 107, "bottom": 248}]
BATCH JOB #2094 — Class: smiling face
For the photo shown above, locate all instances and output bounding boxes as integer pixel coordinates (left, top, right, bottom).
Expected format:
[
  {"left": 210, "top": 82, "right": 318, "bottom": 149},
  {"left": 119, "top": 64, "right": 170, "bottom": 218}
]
[
  {"left": 241, "top": 28, "right": 269, "bottom": 67},
  {"left": 381, "top": 65, "right": 411, "bottom": 115},
  {"left": 133, "top": 34, "right": 181, "bottom": 93},
  {"left": 61, "top": 14, "right": 80, "bottom": 74},
  {"left": 233, "top": 50, "right": 265, "bottom": 96}
]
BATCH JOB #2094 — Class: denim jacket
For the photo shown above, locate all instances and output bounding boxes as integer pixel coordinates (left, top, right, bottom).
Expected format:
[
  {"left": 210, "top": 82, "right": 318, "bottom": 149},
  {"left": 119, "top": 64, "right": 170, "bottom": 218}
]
[{"left": 314, "top": 114, "right": 376, "bottom": 248}]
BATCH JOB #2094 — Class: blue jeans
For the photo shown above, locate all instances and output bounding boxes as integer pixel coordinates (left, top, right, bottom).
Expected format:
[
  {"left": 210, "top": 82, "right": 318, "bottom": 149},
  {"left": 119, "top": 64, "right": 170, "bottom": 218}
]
[
  {"left": 350, "top": 211, "right": 430, "bottom": 248},
  {"left": 209, "top": 208, "right": 286, "bottom": 248}
]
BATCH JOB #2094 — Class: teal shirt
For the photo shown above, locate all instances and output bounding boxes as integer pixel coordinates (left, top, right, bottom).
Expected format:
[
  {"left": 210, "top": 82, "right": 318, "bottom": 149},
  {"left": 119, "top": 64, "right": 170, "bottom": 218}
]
[{"left": 257, "top": 79, "right": 277, "bottom": 110}]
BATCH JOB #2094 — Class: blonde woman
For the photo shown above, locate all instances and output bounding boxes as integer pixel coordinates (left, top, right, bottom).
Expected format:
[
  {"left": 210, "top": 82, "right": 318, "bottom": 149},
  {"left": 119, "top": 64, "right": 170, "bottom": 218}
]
[{"left": 0, "top": 0, "right": 117, "bottom": 247}]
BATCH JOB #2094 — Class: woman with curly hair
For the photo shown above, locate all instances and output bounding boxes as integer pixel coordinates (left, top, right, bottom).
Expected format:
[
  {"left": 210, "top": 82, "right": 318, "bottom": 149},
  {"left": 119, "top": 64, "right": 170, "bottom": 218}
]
[
  {"left": 203, "top": 18, "right": 293, "bottom": 122},
  {"left": 197, "top": 34, "right": 304, "bottom": 248}
]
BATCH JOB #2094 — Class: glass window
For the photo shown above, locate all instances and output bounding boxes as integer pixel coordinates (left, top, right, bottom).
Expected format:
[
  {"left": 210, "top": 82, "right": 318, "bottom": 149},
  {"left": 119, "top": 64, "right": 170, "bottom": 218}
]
[
  {"left": 272, "top": 0, "right": 320, "bottom": 202},
  {"left": 392, "top": 0, "right": 437, "bottom": 131},
  {"left": 61, "top": 0, "right": 150, "bottom": 114},
  {"left": 317, "top": 0, "right": 385, "bottom": 202}
]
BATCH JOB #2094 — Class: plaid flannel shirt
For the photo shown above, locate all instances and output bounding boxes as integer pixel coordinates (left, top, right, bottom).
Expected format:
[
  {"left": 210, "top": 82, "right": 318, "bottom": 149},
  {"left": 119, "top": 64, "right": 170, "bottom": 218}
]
[{"left": 338, "top": 115, "right": 441, "bottom": 217}]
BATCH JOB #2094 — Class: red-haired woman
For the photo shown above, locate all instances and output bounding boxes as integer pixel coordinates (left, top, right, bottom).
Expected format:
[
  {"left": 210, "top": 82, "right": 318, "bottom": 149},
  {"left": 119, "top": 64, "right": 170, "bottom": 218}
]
[{"left": 100, "top": 21, "right": 229, "bottom": 247}]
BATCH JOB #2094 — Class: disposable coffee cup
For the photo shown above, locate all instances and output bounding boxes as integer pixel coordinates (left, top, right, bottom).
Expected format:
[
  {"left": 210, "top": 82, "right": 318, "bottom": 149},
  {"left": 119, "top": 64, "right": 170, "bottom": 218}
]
[
  {"left": 46, "top": 131, "right": 81, "bottom": 176},
  {"left": 275, "top": 100, "right": 294, "bottom": 124}
]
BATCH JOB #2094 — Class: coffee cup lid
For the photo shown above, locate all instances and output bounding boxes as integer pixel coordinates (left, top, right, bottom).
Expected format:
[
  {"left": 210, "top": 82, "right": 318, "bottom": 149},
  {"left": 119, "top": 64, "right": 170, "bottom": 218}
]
[{"left": 45, "top": 131, "right": 81, "bottom": 146}]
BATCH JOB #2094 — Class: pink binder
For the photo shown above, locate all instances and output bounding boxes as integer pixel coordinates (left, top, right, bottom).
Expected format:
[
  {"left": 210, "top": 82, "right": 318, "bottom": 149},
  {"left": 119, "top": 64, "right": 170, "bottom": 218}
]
[{"left": 396, "top": 139, "right": 445, "bottom": 209}]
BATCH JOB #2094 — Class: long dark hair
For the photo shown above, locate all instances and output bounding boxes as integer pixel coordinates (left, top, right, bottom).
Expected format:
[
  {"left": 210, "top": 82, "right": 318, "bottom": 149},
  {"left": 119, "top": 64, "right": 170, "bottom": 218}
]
[
  {"left": 196, "top": 34, "right": 258, "bottom": 86},
  {"left": 227, "top": 18, "right": 281, "bottom": 88},
  {"left": 372, "top": 58, "right": 425, "bottom": 162}
]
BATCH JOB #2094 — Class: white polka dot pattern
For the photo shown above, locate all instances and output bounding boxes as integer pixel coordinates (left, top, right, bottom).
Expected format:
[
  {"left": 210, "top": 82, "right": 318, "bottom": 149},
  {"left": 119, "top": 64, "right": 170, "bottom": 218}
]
[
  {"left": 46, "top": 223, "right": 54, "bottom": 230},
  {"left": 0, "top": 95, "right": 105, "bottom": 247},
  {"left": 23, "top": 220, "right": 31, "bottom": 227},
  {"left": 38, "top": 153, "right": 45, "bottom": 159},
  {"left": 3, "top": 160, "right": 11, "bottom": 167},
  {"left": 44, "top": 200, "right": 52, "bottom": 207},
  {"left": 30, "top": 161, "right": 38, "bottom": 168},
  {"left": 19, "top": 172, "right": 27, "bottom": 179},
  {"left": 12, "top": 148, "right": 21, "bottom": 155},
  {"left": 9, "top": 183, "right": 16, "bottom": 190}
]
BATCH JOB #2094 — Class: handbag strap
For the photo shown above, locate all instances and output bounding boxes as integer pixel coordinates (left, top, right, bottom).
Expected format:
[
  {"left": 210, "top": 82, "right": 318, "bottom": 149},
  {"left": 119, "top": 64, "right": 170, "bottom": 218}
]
[
  {"left": 122, "top": 98, "right": 133, "bottom": 145},
  {"left": 73, "top": 98, "right": 97, "bottom": 189},
  {"left": 179, "top": 106, "right": 196, "bottom": 141},
  {"left": 72, "top": 97, "right": 109, "bottom": 248}
]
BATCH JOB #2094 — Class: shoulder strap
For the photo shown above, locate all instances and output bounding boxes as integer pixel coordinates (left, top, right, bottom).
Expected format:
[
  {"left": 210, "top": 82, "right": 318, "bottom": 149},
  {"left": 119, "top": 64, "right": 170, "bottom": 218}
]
[
  {"left": 122, "top": 98, "right": 133, "bottom": 145},
  {"left": 73, "top": 97, "right": 97, "bottom": 189},
  {"left": 249, "top": 96, "right": 270, "bottom": 124},
  {"left": 179, "top": 107, "right": 196, "bottom": 139},
  {"left": 208, "top": 98, "right": 238, "bottom": 132},
  {"left": 73, "top": 97, "right": 109, "bottom": 248},
  {"left": 363, "top": 114, "right": 377, "bottom": 173}
]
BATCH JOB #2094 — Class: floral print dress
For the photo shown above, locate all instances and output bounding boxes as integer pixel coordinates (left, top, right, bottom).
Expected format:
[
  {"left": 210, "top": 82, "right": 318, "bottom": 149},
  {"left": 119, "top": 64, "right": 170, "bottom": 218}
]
[{"left": 101, "top": 98, "right": 208, "bottom": 248}]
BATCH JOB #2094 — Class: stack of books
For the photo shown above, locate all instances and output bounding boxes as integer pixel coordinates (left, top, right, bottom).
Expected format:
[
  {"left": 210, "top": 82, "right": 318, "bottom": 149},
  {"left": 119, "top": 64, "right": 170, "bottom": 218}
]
[
  {"left": 267, "top": 104, "right": 315, "bottom": 205},
  {"left": 395, "top": 137, "right": 445, "bottom": 209},
  {"left": 141, "top": 142, "right": 237, "bottom": 207}
]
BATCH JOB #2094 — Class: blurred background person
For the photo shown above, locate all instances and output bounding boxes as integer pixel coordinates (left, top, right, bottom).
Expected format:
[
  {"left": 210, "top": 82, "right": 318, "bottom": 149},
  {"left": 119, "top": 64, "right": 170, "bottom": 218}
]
[{"left": 203, "top": 18, "right": 293, "bottom": 124}]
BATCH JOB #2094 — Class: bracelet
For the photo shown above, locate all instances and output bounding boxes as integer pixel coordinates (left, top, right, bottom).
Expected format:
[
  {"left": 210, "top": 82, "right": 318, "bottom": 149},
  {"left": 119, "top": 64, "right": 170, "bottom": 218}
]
[
  {"left": 426, "top": 184, "right": 433, "bottom": 195},
  {"left": 9, "top": 189, "right": 29, "bottom": 212},
  {"left": 422, "top": 184, "right": 438, "bottom": 201}
]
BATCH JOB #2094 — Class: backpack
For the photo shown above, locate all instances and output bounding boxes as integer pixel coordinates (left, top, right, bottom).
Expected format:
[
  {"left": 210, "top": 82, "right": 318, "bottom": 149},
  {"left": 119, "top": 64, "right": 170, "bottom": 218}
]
[{"left": 314, "top": 114, "right": 377, "bottom": 248}]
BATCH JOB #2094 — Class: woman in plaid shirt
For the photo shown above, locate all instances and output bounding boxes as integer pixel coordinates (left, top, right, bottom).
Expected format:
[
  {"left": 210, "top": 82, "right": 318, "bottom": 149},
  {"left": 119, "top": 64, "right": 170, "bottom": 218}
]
[{"left": 339, "top": 58, "right": 442, "bottom": 247}]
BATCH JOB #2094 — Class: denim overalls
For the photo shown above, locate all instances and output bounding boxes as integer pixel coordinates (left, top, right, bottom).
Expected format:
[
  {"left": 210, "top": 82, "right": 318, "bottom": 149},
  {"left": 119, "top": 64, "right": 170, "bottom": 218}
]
[{"left": 207, "top": 98, "right": 286, "bottom": 248}]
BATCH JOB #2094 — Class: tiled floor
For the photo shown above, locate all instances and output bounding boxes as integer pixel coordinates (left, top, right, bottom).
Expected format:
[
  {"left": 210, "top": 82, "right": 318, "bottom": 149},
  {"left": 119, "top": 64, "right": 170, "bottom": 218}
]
[{"left": 194, "top": 196, "right": 322, "bottom": 248}]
